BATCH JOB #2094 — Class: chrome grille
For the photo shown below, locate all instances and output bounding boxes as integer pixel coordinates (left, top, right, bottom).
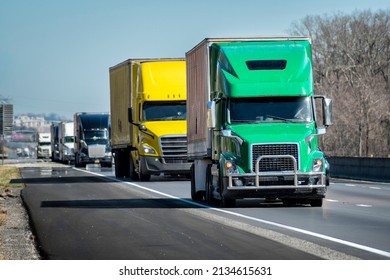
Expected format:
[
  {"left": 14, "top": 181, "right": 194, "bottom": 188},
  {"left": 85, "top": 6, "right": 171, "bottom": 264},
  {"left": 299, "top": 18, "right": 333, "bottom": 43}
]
[
  {"left": 160, "top": 136, "right": 187, "bottom": 159},
  {"left": 252, "top": 144, "right": 299, "bottom": 172}
]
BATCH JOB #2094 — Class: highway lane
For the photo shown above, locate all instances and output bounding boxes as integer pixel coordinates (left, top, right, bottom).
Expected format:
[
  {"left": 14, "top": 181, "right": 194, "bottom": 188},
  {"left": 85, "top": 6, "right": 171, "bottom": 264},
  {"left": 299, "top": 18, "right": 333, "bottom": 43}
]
[
  {"left": 21, "top": 165, "right": 390, "bottom": 260},
  {"left": 20, "top": 166, "right": 322, "bottom": 260},
  {"left": 97, "top": 167, "right": 390, "bottom": 259}
]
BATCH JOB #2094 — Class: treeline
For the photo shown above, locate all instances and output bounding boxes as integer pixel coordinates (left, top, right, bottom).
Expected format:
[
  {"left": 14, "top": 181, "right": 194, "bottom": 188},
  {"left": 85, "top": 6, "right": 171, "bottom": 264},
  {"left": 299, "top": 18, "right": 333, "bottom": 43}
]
[{"left": 289, "top": 9, "right": 390, "bottom": 158}]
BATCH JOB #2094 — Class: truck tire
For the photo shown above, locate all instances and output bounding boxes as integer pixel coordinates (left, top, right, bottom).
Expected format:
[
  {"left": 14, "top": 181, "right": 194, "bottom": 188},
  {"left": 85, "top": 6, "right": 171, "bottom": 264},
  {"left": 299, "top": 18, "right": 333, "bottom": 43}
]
[
  {"left": 310, "top": 198, "right": 323, "bottom": 207},
  {"left": 139, "top": 172, "right": 151, "bottom": 182},
  {"left": 137, "top": 157, "right": 151, "bottom": 181},
  {"left": 221, "top": 196, "right": 236, "bottom": 208},
  {"left": 219, "top": 168, "right": 235, "bottom": 207},
  {"left": 114, "top": 151, "right": 124, "bottom": 177},
  {"left": 75, "top": 153, "right": 80, "bottom": 167},
  {"left": 282, "top": 198, "right": 297, "bottom": 206},
  {"left": 129, "top": 154, "right": 139, "bottom": 180},
  {"left": 205, "top": 165, "right": 218, "bottom": 205},
  {"left": 190, "top": 164, "right": 204, "bottom": 201}
]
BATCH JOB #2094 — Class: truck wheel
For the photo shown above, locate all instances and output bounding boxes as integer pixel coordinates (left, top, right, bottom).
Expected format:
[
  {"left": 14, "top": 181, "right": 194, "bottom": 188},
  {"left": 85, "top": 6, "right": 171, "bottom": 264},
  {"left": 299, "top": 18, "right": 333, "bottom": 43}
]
[
  {"left": 221, "top": 196, "right": 236, "bottom": 208},
  {"left": 138, "top": 159, "right": 150, "bottom": 181},
  {"left": 139, "top": 172, "right": 151, "bottom": 181},
  {"left": 129, "top": 155, "right": 139, "bottom": 180},
  {"left": 75, "top": 153, "right": 80, "bottom": 167},
  {"left": 190, "top": 164, "right": 204, "bottom": 201},
  {"left": 310, "top": 198, "right": 323, "bottom": 207},
  {"left": 205, "top": 165, "right": 218, "bottom": 205},
  {"left": 219, "top": 170, "right": 235, "bottom": 207},
  {"left": 114, "top": 151, "right": 123, "bottom": 178},
  {"left": 282, "top": 198, "right": 297, "bottom": 206}
]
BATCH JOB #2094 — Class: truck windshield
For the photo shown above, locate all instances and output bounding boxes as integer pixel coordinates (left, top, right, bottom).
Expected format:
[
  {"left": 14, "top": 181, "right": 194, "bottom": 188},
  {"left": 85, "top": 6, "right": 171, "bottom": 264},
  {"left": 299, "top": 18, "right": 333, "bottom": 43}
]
[
  {"left": 143, "top": 101, "right": 186, "bottom": 121},
  {"left": 64, "top": 136, "right": 75, "bottom": 143},
  {"left": 229, "top": 96, "right": 313, "bottom": 124},
  {"left": 83, "top": 130, "right": 108, "bottom": 145}
]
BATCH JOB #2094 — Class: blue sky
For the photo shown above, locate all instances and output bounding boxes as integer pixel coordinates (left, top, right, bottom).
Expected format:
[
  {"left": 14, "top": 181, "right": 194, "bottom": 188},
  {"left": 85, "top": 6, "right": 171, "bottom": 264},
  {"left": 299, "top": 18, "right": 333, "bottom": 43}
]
[{"left": 1, "top": 0, "right": 389, "bottom": 120}]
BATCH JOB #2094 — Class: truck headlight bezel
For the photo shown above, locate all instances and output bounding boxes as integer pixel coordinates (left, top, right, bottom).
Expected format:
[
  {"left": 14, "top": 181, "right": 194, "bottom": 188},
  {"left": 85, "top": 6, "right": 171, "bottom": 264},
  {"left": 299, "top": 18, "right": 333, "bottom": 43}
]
[
  {"left": 142, "top": 144, "right": 156, "bottom": 155},
  {"left": 225, "top": 160, "right": 239, "bottom": 175},
  {"left": 312, "top": 158, "right": 324, "bottom": 172}
]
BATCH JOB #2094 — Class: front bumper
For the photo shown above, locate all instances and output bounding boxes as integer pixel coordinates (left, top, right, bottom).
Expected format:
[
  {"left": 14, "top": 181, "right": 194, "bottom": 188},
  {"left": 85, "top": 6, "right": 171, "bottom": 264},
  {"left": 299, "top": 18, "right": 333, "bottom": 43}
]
[
  {"left": 141, "top": 156, "right": 192, "bottom": 175},
  {"left": 223, "top": 155, "right": 327, "bottom": 199},
  {"left": 37, "top": 150, "right": 51, "bottom": 158},
  {"left": 63, "top": 154, "right": 75, "bottom": 162},
  {"left": 80, "top": 155, "right": 112, "bottom": 165}
]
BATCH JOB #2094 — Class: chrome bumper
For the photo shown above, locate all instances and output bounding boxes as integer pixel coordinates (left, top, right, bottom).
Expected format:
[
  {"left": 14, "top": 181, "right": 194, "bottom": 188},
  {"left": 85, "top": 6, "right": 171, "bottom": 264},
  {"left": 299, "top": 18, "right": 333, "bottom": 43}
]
[{"left": 227, "top": 155, "right": 326, "bottom": 190}]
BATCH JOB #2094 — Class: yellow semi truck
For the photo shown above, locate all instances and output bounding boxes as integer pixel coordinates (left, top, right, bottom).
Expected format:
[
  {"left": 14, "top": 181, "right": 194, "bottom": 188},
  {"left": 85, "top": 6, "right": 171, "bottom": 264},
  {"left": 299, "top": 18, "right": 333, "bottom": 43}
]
[{"left": 109, "top": 58, "right": 191, "bottom": 181}]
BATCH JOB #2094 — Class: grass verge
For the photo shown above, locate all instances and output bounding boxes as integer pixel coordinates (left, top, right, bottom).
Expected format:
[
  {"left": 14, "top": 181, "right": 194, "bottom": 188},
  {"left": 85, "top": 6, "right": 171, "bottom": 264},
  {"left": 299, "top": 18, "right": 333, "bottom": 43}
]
[
  {"left": 0, "top": 166, "right": 24, "bottom": 190},
  {"left": 0, "top": 166, "right": 24, "bottom": 227}
]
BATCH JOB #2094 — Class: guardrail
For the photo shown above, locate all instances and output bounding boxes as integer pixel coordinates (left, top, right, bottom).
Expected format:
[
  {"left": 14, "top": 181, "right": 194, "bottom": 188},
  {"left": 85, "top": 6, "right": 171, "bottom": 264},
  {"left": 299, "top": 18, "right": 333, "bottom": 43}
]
[{"left": 328, "top": 157, "right": 390, "bottom": 183}]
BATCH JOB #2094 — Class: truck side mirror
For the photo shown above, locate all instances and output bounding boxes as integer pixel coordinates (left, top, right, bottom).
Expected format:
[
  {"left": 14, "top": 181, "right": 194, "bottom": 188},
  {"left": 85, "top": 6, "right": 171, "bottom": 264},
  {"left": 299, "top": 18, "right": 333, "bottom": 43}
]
[
  {"left": 80, "top": 139, "right": 87, "bottom": 148},
  {"left": 315, "top": 96, "right": 333, "bottom": 128},
  {"left": 323, "top": 98, "right": 332, "bottom": 127},
  {"left": 128, "top": 107, "right": 133, "bottom": 123},
  {"left": 207, "top": 101, "right": 216, "bottom": 128}
]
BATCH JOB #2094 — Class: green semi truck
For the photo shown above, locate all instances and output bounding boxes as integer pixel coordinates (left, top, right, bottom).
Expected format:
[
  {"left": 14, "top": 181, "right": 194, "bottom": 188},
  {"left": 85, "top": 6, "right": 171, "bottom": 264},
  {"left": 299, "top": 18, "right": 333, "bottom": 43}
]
[{"left": 186, "top": 37, "right": 332, "bottom": 207}]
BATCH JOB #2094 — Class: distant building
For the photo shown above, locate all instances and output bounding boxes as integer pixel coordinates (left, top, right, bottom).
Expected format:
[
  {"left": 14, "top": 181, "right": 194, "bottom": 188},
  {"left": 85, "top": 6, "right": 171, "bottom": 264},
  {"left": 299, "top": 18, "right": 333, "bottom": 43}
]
[
  {"left": 14, "top": 115, "right": 50, "bottom": 133},
  {"left": 0, "top": 103, "right": 13, "bottom": 135}
]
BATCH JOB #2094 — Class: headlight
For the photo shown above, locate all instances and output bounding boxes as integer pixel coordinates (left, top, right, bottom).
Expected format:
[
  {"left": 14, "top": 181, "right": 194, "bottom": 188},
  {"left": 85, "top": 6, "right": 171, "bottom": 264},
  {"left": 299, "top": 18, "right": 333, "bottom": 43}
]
[
  {"left": 142, "top": 144, "right": 156, "bottom": 155},
  {"left": 225, "top": 160, "right": 239, "bottom": 175},
  {"left": 312, "top": 158, "right": 323, "bottom": 172}
]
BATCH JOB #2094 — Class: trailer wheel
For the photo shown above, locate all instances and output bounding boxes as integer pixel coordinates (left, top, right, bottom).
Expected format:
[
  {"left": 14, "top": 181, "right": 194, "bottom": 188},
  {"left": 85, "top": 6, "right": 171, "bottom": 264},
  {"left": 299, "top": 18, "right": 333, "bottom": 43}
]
[{"left": 190, "top": 164, "right": 204, "bottom": 201}]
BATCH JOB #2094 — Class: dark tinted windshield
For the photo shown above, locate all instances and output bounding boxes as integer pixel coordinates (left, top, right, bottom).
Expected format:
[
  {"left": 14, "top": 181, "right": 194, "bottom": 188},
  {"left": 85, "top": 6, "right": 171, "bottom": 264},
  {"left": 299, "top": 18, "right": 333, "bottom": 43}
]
[
  {"left": 64, "top": 136, "right": 75, "bottom": 143},
  {"left": 84, "top": 130, "right": 108, "bottom": 145},
  {"left": 143, "top": 101, "right": 186, "bottom": 121},
  {"left": 229, "top": 96, "right": 313, "bottom": 123},
  {"left": 79, "top": 114, "right": 109, "bottom": 130}
]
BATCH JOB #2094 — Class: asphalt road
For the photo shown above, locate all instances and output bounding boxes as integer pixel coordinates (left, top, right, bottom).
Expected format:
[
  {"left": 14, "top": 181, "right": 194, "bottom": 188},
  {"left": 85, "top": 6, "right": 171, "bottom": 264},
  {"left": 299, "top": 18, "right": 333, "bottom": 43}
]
[{"left": 20, "top": 164, "right": 390, "bottom": 260}]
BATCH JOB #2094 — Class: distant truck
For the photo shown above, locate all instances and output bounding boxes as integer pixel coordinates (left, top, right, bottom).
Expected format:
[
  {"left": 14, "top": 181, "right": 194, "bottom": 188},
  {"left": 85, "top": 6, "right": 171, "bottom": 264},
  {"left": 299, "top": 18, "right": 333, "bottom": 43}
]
[
  {"left": 74, "top": 112, "right": 112, "bottom": 167},
  {"left": 186, "top": 37, "right": 332, "bottom": 207},
  {"left": 37, "top": 132, "right": 51, "bottom": 159},
  {"left": 109, "top": 58, "right": 191, "bottom": 181},
  {"left": 50, "top": 122, "right": 60, "bottom": 162},
  {"left": 58, "top": 121, "right": 75, "bottom": 163}
]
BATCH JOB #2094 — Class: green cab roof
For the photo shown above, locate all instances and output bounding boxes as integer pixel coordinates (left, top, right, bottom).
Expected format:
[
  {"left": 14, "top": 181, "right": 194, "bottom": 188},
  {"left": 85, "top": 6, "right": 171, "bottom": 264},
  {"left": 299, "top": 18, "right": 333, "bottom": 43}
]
[{"left": 211, "top": 40, "right": 313, "bottom": 97}]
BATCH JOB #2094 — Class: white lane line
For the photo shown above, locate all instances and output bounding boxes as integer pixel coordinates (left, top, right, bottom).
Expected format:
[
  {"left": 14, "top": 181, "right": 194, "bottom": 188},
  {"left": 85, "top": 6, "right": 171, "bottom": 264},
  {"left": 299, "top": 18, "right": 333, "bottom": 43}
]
[
  {"left": 325, "top": 199, "right": 339, "bottom": 203},
  {"left": 345, "top": 184, "right": 356, "bottom": 187},
  {"left": 369, "top": 187, "right": 381, "bottom": 190},
  {"left": 356, "top": 204, "right": 373, "bottom": 208},
  {"left": 76, "top": 168, "right": 390, "bottom": 259}
]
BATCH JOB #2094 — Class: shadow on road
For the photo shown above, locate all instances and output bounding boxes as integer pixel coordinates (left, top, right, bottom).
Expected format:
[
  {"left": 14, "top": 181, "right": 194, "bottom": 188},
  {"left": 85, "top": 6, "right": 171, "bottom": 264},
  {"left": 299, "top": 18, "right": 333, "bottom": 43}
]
[
  {"left": 39, "top": 197, "right": 310, "bottom": 209},
  {"left": 11, "top": 175, "right": 111, "bottom": 184},
  {"left": 40, "top": 198, "right": 199, "bottom": 209}
]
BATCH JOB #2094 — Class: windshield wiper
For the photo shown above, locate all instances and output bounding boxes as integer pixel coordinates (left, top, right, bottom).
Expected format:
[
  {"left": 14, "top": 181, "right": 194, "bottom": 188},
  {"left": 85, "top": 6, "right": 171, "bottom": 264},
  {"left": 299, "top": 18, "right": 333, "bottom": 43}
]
[
  {"left": 231, "top": 120, "right": 254, "bottom": 123},
  {"left": 266, "top": 115, "right": 292, "bottom": 122}
]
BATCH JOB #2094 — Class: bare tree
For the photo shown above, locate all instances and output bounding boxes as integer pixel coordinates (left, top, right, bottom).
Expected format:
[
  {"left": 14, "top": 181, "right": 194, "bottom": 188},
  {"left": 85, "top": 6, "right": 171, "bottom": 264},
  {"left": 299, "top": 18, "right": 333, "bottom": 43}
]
[{"left": 289, "top": 10, "right": 390, "bottom": 157}]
